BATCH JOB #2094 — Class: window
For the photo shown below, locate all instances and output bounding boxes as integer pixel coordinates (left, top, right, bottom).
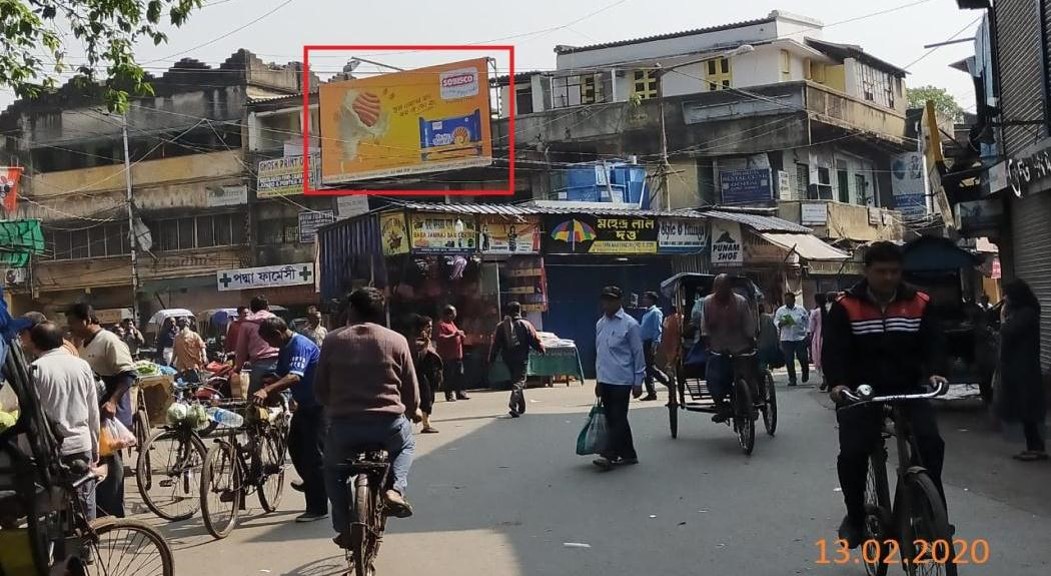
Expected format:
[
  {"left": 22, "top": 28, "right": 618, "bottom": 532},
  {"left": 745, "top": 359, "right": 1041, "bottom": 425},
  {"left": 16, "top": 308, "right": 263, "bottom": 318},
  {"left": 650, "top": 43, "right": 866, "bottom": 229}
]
[
  {"left": 151, "top": 214, "right": 243, "bottom": 252},
  {"left": 816, "top": 167, "right": 833, "bottom": 200},
  {"left": 780, "top": 50, "right": 791, "bottom": 81},
  {"left": 837, "top": 167, "right": 850, "bottom": 204},
  {"left": 258, "top": 217, "right": 298, "bottom": 245},
  {"left": 854, "top": 63, "right": 895, "bottom": 108},
  {"left": 632, "top": 70, "right": 657, "bottom": 100},
  {"left": 45, "top": 224, "right": 130, "bottom": 261},
  {"left": 515, "top": 87, "right": 533, "bottom": 115},
  {"left": 795, "top": 164, "right": 810, "bottom": 200},
  {"left": 704, "top": 57, "right": 732, "bottom": 91},
  {"left": 855, "top": 173, "right": 871, "bottom": 206},
  {"left": 581, "top": 75, "right": 597, "bottom": 104}
]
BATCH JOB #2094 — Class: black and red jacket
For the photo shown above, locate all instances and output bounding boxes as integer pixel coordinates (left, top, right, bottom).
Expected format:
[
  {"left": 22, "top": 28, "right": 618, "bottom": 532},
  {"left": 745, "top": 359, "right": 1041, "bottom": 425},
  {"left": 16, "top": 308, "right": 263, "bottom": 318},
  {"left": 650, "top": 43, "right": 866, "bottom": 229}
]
[{"left": 823, "top": 280, "right": 945, "bottom": 394}]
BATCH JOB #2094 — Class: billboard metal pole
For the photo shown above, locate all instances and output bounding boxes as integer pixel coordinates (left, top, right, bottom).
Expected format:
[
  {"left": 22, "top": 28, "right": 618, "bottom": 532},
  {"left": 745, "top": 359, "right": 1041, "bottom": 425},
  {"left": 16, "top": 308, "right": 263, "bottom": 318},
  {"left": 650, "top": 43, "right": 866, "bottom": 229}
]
[{"left": 122, "top": 114, "right": 141, "bottom": 325}]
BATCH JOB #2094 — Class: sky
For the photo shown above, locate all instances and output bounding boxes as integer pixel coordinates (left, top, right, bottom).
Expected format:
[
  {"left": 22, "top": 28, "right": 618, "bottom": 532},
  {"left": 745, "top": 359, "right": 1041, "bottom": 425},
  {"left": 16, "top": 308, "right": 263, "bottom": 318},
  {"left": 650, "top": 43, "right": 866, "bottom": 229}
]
[{"left": 6, "top": 0, "right": 982, "bottom": 111}]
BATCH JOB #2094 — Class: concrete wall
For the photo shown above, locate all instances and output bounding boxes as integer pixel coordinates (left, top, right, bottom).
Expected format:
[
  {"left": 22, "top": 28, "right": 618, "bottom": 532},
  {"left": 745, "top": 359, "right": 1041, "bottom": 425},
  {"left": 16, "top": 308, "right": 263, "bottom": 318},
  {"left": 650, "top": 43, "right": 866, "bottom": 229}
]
[{"left": 778, "top": 200, "right": 903, "bottom": 242}]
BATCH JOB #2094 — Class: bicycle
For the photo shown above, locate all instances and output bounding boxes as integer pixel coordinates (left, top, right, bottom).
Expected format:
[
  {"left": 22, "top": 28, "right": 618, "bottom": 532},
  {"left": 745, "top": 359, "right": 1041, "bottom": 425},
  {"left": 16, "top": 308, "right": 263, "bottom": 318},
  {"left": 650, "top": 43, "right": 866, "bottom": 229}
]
[
  {"left": 135, "top": 377, "right": 220, "bottom": 521},
  {"left": 840, "top": 381, "right": 956, "bottom": 576},
  {"left": 199, "top": 399, "right": 289, "bottom": 539},
  {"left": 336, "top": 447, "right": 392, "bottom": 576}
]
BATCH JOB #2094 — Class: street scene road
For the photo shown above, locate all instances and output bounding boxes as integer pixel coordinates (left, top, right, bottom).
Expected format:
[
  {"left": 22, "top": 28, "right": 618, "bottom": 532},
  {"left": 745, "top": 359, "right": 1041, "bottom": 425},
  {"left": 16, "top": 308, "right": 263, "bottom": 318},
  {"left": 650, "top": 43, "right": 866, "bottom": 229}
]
[{"left": 134, "top": 375, "right": 1050, "bottom": 576}]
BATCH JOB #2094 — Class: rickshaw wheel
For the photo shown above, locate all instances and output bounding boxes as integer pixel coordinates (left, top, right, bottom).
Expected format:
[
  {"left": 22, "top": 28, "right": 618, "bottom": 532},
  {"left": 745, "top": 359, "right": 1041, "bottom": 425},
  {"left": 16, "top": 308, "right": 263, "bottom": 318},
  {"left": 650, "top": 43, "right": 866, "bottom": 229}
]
[
  {"left": 669, "top": 401, "right": 678, "bottom": 439},
  {"left": 761, "top": 370, "right": 777, "bottom": 436},
  {"left": 734, "top": 379, "right": 756, "bottom": 455}
]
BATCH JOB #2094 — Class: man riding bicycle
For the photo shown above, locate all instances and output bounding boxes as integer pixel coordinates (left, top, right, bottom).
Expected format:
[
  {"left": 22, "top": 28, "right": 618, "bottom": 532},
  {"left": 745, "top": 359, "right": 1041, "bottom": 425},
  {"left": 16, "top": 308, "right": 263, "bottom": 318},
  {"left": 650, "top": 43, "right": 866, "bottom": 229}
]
[
  {"left": 823, "top": 241, "right": 948, "bottom": 548},
  {"left": 315, "top": 288, "right": 421, "bottom": 548},
  {"left": 701, "top": 274, "right": 756, "bottom": 423}
]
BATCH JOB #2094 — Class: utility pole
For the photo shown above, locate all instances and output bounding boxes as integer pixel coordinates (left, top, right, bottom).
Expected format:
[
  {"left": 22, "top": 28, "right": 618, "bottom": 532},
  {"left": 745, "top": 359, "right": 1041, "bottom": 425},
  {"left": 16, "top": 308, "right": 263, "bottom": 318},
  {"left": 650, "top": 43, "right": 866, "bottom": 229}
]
[
  {"left": 121, "top": 114, "right": 141, "bottom": 325},
  {"left": 655, "top": 65, "right": 671, "bottom": 211}
]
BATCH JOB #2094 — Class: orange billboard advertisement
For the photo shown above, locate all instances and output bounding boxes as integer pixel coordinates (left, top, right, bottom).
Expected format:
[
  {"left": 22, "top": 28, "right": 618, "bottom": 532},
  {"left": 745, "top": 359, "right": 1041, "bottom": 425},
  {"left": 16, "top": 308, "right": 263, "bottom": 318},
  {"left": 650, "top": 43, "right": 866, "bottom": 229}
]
[{"left": 319, "top": 58, "right": 493, "bottom": 184}]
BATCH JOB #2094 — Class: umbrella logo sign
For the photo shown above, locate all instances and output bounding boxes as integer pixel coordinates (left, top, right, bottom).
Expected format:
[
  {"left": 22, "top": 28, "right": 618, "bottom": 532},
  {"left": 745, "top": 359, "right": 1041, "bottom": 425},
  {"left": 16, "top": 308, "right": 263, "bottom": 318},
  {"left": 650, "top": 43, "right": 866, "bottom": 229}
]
[{"left": 550, "top": 219, "right": 596, "bottom": 250}]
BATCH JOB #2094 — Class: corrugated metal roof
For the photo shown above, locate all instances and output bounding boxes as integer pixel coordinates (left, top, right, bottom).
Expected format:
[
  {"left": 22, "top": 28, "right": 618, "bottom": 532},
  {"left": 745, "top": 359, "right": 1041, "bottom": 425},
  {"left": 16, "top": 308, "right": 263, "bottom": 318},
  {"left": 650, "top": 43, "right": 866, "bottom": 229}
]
[
  {"left": 553, "top": 17, "right": 775, "bottom": 55},
  {"left": 702, "top": 210, "right": 812, "bottom": 233},
  {"left": 391, "top": 201, "right": 707, "bottom": 219}
]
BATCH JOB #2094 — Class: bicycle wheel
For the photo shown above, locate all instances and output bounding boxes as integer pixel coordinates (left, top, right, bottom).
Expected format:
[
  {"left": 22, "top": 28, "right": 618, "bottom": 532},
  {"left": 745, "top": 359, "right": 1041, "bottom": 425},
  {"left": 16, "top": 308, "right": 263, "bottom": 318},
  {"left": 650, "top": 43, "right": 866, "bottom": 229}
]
[
  {"left": 349, "top": 478, "right": 376, "bottom": 576},
  {"left": 201, "top": 441, "right": 241, "bottom": 539},
  {"left": 862, "top": 448, "right": 892, "bottom": 576},
  {"left": 136, "top": 428, "right": 207, "bottom": 521},
  {"left": 668, "top": 383, "right": 679, "bottom": 439},
  {"left": 86, "top": 517, "right": 174, "bottom": 576},
  {"left": 133, "top": 407, "right": 150, "bottom": 458},
  {"left": 900, "top": 472, "right": 957, "bottom": 576},
  {"left": 761, "top": 370, "right": 777, "bottom": 436},
  {"left": 733, "top": 379, "right": 755, "bottom": 455},
  {"left": 257, "top": 427, "right": 286, "bottom": 513}
]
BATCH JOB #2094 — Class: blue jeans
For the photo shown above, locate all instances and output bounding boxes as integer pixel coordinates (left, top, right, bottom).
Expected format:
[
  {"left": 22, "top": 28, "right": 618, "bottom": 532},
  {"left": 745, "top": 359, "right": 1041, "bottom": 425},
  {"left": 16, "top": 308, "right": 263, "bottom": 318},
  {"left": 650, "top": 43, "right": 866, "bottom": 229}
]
[
  {"left": 248, "top": 359, "right": 279, "bottom": 394},
  {"left": 324, "top": 415, "right": 415, "bottom": 534}
]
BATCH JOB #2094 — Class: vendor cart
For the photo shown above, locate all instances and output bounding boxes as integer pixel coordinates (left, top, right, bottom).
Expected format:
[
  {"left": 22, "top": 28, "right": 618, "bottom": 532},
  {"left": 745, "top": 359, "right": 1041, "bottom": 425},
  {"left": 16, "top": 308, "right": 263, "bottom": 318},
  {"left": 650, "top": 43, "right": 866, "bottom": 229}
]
[{"left": 659, "top": 273, "right": 777, "bottom": 455}]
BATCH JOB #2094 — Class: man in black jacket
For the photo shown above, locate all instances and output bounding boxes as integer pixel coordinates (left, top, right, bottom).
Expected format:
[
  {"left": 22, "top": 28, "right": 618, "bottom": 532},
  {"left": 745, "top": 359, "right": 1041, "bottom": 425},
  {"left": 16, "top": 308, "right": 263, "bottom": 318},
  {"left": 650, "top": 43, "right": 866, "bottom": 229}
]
[
  {"left": 823, "top": 241, "right": 948, "bottom": 548},
  {"left": 490, "top": 301, "right": 544, "bottom": 418}
]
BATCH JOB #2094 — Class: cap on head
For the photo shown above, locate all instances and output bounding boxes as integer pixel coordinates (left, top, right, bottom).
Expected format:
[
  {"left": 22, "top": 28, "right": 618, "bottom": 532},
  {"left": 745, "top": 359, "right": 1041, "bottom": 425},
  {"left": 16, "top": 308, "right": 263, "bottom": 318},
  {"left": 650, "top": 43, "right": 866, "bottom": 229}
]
[{"left": 600, "top": 286, "right": 622, "bottom": 301}]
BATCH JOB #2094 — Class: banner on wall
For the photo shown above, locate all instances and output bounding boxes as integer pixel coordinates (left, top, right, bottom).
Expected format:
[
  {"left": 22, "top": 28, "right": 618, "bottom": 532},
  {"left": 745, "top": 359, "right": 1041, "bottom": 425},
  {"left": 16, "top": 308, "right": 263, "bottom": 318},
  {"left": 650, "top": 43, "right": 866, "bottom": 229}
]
[
  {"left": 479, "top": 216, "right": 541, "bottom": 254},
  {"left": 657, "top": 218, "right": 708, "bottom": 254},
  {"left": 503, "top": 256, "right": 548, "bottom": 313},
  {"left": 543, "top": 213, "right": 657, "bottom": 254},
  {"left": 409, "top": 213, "right": 478, "bottom": 253},
  {"left": 709, "top": 220, "right": 743, "bottom": 266},
  {"left": 319, "top": 58, "right": 493, "bottom": 184},
  {"left": 217, "top": 263, "right": 314, "bottom": 292},
  {"left": 379, "top": 212, "right": 409, "bottom": 256},
  {"left": 0, "top": 167, "right": 23, "bottom": 214},
  {"left": 891, "top": 152, "right": 928, "bottom": 220}
]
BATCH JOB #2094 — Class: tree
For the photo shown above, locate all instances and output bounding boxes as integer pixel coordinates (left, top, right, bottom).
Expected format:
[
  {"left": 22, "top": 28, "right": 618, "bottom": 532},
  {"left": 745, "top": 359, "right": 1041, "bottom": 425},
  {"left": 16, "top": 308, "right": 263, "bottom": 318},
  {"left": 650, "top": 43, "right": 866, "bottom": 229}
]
[
  {"left": 907, "top": 85, "right": 964, "bottom": 123},
  {"left": 0, "top": 0, "right": 201, "bottom": 112}
]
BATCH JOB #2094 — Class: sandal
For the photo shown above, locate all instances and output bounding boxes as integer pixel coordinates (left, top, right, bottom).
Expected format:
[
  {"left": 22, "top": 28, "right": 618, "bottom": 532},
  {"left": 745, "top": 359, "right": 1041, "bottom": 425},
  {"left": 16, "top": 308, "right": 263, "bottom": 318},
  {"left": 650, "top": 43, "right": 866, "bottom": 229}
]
[{"left": 421, "top": 426, "right": 440, "bottom": 434}]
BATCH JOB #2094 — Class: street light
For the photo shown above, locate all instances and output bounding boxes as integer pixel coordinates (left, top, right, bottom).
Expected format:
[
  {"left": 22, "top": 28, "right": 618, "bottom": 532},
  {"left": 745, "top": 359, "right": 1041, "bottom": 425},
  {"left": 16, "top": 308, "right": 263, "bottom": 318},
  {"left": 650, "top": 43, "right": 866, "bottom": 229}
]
[{"left": 654, "top": 44, "right": 755, "bottom": 209}]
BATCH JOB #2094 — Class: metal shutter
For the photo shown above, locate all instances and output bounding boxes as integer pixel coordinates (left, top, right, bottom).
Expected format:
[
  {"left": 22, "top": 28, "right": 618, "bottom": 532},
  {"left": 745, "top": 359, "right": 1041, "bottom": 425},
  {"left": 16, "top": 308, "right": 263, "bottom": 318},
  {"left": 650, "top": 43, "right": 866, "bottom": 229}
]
[
  {"left": 996, "top": 0, "right": 1048, "bottom": 155},
  {"left": 1011, "top": 191, "right": 1051, "bottom": 369}
]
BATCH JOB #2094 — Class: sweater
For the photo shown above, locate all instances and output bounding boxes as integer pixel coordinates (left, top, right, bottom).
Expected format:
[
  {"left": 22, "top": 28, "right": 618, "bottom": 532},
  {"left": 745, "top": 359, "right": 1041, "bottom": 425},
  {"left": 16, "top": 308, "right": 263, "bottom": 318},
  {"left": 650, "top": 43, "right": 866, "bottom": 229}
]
[
  {"left": 32, "top": 348, "right": 101, "bottom": 458},
  {"left": 314, "top": 323, "right": 420, "bottom": 419}
]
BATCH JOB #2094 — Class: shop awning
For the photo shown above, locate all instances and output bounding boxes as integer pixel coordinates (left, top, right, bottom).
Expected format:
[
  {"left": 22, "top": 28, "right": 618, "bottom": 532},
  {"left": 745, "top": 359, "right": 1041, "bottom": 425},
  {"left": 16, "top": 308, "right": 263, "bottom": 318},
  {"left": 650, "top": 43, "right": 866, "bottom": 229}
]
[{"left": 758, "top": 233, "right": 848, "bottom": 261}]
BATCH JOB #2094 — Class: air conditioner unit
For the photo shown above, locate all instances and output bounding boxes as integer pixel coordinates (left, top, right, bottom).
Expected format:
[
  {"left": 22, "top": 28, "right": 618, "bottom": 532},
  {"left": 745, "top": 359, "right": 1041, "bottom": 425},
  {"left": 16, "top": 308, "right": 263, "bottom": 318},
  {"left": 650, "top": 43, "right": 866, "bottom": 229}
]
[{"left": 5, "top": 268, "right": 26, "bottom": 285}]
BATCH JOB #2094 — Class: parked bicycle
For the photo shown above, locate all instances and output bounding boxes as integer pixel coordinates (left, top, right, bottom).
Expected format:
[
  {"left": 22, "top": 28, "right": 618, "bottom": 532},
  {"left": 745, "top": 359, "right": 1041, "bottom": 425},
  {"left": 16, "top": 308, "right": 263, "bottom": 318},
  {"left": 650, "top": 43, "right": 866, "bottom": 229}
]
[
  {"left": 336, "top": 447, "right": 393, "bottom": 576},
  {"left": 840, "top": 381, "right": 956, "bottom": 576},
  {"left": 199, "top": 399, "right": 289, "bottom": 539},
  {"left": 135, "top": 375, "right": 223, "bottom": 521}
]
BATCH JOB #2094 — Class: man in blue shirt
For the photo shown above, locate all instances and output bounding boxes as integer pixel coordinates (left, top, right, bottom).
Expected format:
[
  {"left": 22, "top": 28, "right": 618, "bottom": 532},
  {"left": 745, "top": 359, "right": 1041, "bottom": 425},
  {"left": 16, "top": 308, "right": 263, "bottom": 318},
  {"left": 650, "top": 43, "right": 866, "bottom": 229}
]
[
  {"left": 593, "top": 286, "right": 646, "bottom": 471},
  {"left": 639, "top": 291, "right": 670, "bottom": 401},
  {"left": 255, "top": 316, "right": 327, "bottom": 523}
]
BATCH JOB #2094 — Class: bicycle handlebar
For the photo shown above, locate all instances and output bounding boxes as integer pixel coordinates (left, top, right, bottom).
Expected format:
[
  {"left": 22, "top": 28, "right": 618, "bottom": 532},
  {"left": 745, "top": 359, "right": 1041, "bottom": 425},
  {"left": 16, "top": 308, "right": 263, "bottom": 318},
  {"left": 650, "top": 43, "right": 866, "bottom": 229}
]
[{"left": 839, "top": 380, "right": 950, "bottom": 407}]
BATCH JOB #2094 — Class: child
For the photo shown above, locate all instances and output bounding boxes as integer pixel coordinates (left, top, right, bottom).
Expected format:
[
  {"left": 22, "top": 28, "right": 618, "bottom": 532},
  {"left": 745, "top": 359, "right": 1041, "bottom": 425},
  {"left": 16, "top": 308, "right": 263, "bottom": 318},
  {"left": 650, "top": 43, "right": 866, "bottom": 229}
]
[{"left": 411, "top": 314, "right": 442, "bottom": 434}]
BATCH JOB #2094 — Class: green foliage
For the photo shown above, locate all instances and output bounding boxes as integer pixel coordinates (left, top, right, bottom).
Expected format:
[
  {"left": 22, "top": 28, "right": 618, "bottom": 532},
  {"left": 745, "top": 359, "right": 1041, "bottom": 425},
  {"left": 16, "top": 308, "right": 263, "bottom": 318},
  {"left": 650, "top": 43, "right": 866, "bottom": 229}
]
[
  {"left": 907, "top": 85, "right": 964, "bottom": 123},
  {"left": 0, "top": 0, "right": 201, "bottom": 112}
]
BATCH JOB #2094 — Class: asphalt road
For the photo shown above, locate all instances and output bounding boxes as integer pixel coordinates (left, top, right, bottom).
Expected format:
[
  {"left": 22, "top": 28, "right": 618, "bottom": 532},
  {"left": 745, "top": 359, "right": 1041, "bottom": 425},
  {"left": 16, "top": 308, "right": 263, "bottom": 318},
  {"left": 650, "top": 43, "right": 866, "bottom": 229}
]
[{"left": 132, "top": 374, "right": 1051, "bottom": 576}]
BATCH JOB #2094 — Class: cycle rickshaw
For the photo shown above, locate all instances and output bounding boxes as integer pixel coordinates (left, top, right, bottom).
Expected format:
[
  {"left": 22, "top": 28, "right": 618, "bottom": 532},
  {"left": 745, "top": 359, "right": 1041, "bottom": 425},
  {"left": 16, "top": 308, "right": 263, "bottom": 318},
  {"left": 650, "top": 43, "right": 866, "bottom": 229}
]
[{"left": 659, "top": 273, "right": 778, "bottom": 455}]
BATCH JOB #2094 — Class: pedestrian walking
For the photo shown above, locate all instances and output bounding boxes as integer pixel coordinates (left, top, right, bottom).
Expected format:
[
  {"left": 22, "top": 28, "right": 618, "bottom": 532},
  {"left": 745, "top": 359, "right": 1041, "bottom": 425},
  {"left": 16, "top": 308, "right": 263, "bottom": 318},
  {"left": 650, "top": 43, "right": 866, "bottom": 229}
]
[
  {"left": 639, "top": 291, "right": 670, "bottom": 401},
  {"left": 173, "top": 316, "right": 207, "bottom": 374},
  {"left": 774, "top": 292, "right": 810, "bottom": 386},
  {"left": 996, "top": 279, "right": 1047, "bottom": 461},
  {"left": 593, "top": 286, "right": 645, "bottom": 470},
  {"left": 435, "top": 305, "right": 469, "bottom": 401},
  {"left": 120, "top": 318, "right": 144, "bottom": 358},
  {"left": 299, "top": 310, "right": 328, "bottom": 348},
  {"left": 410, "top": 314, "right": 441, "bottom": 434},
  {"left": 809, "top": 293, "right": 828, "bottom": 390},
  {"left": 658, "top": 306, "right": 682, "bottom": 378},
  {"left": 234, "top": 296, "right": 280, "bottom": 395},
  {"left": 489, "top": 301, "right": 544, "bottom": 418},
  {"left": 254, "top": 316, "right": 329, "bottom": 522},
  {"left": 155, "top": 317, "right": 176, "bottom": 366},
  {"left": 68, "top": 303, "right": 137, "bottom": 518}
]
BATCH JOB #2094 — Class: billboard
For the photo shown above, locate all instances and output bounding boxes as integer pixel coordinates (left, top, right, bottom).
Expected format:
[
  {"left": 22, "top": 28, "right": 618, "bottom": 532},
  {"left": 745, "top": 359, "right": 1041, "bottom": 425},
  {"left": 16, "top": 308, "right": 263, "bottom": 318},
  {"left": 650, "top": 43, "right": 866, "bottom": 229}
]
[
  {"left": 319, "top": 58, "right": 493, "bottom": 184},
  {"left": 479, "top": 216, "right": 541, "bottom": 254},
  {"left": 543, "top": 214, "right": 657, "bottom": 254},
  {"left": 891, "top": 152, "right": 928, "bottom": 220}
]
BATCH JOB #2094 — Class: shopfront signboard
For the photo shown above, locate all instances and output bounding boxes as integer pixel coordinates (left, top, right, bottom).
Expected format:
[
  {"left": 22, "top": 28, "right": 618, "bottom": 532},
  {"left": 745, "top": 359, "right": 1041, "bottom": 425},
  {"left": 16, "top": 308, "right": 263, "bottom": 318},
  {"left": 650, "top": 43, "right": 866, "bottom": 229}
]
[
  {"left": 543, "top": 213, "right": 657, "bottom": 254},
  {"left": 479, "top": 216, "right": 541, "bottom": 254},
  {"left": 207, "top": 185, "right": 247, "bottom": 207},
  {"left": 801, "top": 203, "right": 828, "bottom": 225},
  {"left": 257, "top": 154, "right": 321, "bottom": 198},
  {"left": 216, "top": 263, "right": 314, "bottom": 292},
  {"left": 298, "top": 210, "right": 337, "bottom": 243},
  {"left": 409, "top": 213, "right": 478, "bottom": 253},
  {"left": 709, "top": 220, "right": 743, "bottom": 266},
  {"left": 1006, "top": 137, "right": 1051, "bottom": 197},
  {"left": 720, "top": 168, "right": 772, "bottom": 205},
  {"left": 379, "top": 212, "right": 409, "bottom": 256},
  {"left": 657, "top": 218, "right": 708, "bottom": 254}
]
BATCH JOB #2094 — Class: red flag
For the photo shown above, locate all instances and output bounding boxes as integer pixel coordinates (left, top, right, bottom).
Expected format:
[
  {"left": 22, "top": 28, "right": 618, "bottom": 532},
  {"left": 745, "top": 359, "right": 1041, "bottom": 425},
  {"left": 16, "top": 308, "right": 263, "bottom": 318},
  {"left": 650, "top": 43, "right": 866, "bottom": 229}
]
[{"left": 0, "top": 167, "right": 22, "bottom": 214}]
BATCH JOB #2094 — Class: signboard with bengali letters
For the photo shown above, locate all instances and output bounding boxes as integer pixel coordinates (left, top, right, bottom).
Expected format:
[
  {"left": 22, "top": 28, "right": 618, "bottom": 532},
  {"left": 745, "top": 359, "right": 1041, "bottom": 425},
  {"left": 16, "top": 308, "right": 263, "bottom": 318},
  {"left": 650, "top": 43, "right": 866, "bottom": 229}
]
[
  {"left": 216, "top": 263, "right": 315, "bottom": 292},
  {"left": 543, "top": 213, "right": 657, "bottom": 254}
]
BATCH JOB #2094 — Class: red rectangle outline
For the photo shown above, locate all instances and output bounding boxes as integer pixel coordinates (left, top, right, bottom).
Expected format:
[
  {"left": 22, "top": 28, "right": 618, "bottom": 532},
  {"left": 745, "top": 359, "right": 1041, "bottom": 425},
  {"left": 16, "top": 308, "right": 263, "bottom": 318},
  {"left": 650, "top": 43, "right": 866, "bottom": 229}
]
[{"left": 302, "top": 45, "right": 514, "bottom": 197}]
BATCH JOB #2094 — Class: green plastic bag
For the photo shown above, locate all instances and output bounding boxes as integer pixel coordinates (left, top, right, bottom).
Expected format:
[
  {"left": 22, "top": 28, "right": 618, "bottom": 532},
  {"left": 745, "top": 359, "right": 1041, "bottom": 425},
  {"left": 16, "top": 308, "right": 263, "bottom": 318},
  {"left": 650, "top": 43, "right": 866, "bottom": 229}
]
[{"left": 576, "top": 401, "right": 608, "bottom": 456}]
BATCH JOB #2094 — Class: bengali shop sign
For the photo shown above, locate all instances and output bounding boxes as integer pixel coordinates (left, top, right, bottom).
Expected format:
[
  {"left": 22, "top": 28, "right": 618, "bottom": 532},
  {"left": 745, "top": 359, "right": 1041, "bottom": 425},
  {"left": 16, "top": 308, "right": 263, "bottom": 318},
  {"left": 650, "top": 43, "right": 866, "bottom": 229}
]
[
  {"left": 543, "top": 213, "right": 657, "bottom": 254},
  {"left": 217, "top": 263, "right": 314, "bottom": 292}
]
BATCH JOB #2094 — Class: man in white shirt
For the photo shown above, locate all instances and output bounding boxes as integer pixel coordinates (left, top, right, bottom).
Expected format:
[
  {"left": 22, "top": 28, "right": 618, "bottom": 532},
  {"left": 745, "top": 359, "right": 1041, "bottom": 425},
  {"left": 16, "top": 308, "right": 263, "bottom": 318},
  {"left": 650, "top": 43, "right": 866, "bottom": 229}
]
[
  {"left": 28, "top": 321, "right": 100, "bottom": 520},
  {"left": 774, "top": 292, "right": 810, "bottom": 386}
]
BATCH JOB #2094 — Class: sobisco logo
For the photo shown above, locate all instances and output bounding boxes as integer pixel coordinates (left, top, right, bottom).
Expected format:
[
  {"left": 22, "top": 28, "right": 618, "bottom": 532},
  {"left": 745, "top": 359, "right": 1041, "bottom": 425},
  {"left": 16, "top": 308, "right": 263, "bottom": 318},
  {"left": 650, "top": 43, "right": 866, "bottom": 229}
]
[
  {"left": 439, "top": 67, "right": 480, "bottom": 100},
  {"left": 441, "top": 73, "right": 475, "bottom": 87}
]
